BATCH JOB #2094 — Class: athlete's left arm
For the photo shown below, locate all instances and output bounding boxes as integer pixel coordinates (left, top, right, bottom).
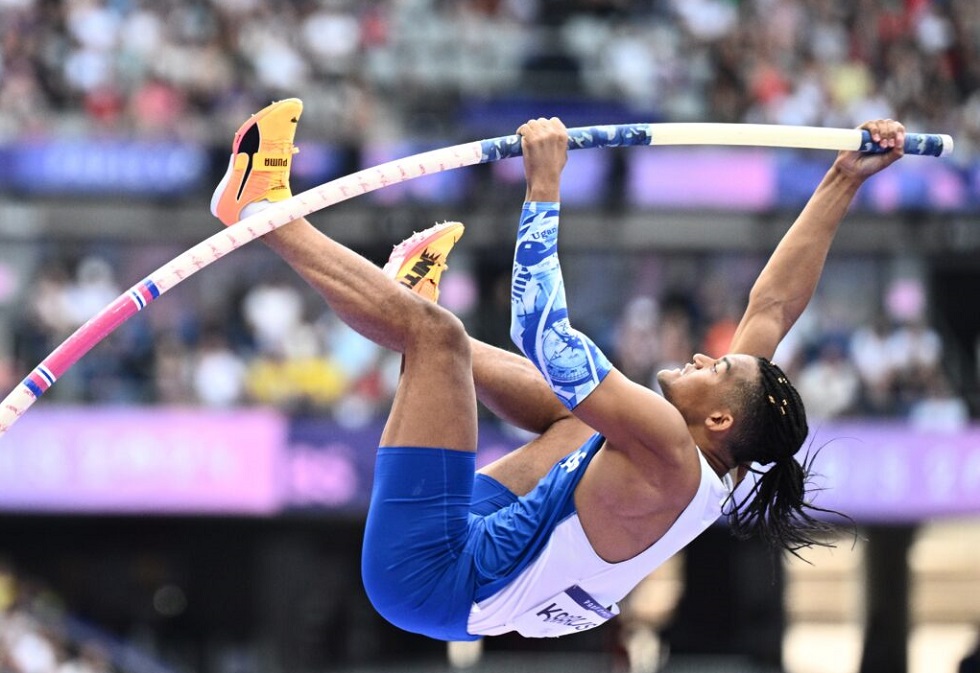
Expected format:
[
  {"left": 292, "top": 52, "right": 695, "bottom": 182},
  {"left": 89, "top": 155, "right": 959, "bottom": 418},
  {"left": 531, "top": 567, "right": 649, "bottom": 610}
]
[{"left": 729, "top": 119, "right": 906, "bottom": 359}]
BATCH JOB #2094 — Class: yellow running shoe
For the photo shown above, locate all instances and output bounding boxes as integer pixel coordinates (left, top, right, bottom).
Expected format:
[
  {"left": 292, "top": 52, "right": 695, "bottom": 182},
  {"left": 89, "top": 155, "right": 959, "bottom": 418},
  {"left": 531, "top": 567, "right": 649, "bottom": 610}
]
[
  {"left": 382, "top": 221, "right": 465, "bottom": 303},
  {"left": 210, "top": 98, "right": 303, "bottom": 226}
]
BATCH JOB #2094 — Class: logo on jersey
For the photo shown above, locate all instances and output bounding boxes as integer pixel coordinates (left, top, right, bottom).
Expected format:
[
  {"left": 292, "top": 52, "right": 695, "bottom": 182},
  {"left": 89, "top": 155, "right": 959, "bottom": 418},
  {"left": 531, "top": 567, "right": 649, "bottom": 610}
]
[
  {"left": 560, "top": 448, "right": 587, "bottom": 473},
  {"left": 534, "top": 603, "right": 600, "bottom": 632}
]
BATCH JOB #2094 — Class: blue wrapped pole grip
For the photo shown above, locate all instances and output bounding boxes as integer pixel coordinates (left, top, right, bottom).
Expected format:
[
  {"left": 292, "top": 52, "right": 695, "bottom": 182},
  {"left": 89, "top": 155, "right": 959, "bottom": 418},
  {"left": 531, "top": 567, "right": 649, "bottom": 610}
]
[{"left": 480, "top": 123, "right": 953, "bottom": 161}]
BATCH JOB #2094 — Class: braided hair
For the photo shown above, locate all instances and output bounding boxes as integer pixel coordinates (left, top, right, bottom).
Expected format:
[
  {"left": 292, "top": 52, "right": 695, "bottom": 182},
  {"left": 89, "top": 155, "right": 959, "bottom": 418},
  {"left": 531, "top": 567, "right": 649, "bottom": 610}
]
[{"left": 723, "top": 357, "right": 850, "bottom": 559}]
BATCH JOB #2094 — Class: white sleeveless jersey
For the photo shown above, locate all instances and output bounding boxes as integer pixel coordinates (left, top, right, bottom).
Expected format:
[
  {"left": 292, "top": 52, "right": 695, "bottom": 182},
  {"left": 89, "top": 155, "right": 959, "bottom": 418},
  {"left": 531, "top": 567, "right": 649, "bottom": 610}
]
[{"left": 467, "top": 449, "right": 733, "bottom": 638}]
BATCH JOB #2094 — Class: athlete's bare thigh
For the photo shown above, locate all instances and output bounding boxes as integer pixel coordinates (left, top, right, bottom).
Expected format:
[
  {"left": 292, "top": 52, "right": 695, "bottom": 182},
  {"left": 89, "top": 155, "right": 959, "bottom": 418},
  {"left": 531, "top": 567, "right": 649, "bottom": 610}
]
[{"left": 478, "top": 416, "right": 595, "bottom": 496}]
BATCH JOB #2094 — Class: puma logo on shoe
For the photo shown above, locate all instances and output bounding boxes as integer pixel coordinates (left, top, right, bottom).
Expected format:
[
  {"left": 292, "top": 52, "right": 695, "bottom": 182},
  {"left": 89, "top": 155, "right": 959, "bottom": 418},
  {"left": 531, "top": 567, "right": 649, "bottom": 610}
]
[{"left": 211, "top": 98, "right": 303, "bottom": 226}]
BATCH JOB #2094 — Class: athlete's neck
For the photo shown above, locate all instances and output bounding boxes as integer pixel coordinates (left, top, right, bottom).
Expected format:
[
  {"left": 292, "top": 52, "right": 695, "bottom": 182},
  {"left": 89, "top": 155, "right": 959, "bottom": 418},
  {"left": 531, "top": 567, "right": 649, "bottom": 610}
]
[{"left": 700, "top": 446, "right": 735, "bottom": 478}]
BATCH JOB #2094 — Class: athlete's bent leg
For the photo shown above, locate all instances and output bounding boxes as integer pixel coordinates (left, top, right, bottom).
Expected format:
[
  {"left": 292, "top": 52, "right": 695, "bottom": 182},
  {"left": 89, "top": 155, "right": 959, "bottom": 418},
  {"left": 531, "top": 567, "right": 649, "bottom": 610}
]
[
  {"left": 213, "top": 100, "right": 480, "bottom": 640},
  {"left": 264, "top": 205, "right": 480, "bottom": 643}
]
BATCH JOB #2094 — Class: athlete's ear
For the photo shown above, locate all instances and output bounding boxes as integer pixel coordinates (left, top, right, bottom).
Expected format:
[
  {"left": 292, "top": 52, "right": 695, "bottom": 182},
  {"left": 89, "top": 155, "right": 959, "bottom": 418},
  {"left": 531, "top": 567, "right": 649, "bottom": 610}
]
[{"left": 704, "top": 410, "right": 733, "bottom": 433}]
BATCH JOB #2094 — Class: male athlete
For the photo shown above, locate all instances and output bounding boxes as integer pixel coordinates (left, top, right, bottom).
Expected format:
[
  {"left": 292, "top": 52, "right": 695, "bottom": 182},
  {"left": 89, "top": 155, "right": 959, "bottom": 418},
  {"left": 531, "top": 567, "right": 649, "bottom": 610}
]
[{"left": 210, "top": 99, "right": 906, "bottom": 641}]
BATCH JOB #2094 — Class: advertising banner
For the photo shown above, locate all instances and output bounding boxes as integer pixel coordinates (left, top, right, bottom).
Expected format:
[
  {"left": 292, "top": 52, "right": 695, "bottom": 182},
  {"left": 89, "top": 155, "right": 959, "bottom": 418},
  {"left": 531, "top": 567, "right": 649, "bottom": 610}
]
[{"left": 1, "top": 409, "right": 978, "bottom": 522}]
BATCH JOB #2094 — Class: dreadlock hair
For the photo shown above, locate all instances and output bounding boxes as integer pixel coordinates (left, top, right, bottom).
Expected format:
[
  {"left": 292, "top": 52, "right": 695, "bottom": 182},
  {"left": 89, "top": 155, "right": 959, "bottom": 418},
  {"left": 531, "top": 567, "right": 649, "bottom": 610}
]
[{"left": 723, "top": 357, "right": 851, "bottom": 560}]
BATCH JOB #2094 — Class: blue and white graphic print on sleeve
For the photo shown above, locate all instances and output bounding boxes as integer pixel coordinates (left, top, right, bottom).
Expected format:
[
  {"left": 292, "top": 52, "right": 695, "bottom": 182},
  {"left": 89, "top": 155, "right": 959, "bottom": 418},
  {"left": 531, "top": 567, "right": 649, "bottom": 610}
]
[{"left": 510, "top": 201, "right": 612, "bottom": 410}]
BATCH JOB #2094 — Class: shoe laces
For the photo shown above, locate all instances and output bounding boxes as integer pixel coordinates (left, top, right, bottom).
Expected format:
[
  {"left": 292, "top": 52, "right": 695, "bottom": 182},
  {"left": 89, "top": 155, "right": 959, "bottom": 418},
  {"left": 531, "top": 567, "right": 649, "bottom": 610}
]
[{"left": 265, "top": 138, "right": 297, "bottom": 153}]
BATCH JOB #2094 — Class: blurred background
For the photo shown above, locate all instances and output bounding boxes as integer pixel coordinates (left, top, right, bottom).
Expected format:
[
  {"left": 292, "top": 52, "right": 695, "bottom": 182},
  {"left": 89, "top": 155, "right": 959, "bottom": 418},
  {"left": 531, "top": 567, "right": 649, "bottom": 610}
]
[{"left": 0, "top": 1, "right": 979, "bottom": 672}]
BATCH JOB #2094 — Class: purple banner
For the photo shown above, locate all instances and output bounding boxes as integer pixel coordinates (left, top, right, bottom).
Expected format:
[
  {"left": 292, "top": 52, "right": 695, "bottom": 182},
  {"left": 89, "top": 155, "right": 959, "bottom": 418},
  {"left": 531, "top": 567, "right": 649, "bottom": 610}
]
[
  {"left": 4, "top": 141, "right": 208, "bottom": 196},
  {"left": 625, "top": 148, "right": 975, "bottom": 212},
  {"left": 627, "top": 148, "right": 777, "bottom": 210},
  {"left": 0, "top": 408, "right": 286, "bottom": 514},
  {"left": 798, "top": 422, "right": 980, "bottom": 522},
  {"left": 1, "top": 410, "right": 979, "bottom": 521}
]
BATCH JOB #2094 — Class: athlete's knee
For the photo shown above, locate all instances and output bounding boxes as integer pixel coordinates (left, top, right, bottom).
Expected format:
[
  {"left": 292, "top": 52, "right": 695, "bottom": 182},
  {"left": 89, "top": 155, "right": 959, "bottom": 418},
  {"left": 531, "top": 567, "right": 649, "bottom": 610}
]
[
  {"left": 361, "top": 532, "right": 434, "bottom": 635},
  {"left": 407, "top": 299, "right": 469, "bottom": 353},
  {"left": 362, "top": 535, "right": 470, "bottom": 641},
  {"left": 361, "top": 544, "right": 399, "bottom": 614}
]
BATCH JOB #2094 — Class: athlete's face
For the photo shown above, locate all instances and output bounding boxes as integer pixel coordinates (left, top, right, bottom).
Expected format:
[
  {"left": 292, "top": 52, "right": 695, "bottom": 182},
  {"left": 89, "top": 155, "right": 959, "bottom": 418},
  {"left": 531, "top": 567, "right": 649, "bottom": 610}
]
[{"left": 657, "top": 353, "right": 759, "bottom": 422}]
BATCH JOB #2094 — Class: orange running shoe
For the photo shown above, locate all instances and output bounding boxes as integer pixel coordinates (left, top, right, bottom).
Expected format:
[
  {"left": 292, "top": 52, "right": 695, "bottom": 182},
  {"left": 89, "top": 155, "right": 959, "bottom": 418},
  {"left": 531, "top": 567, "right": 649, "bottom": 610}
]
[
  {"left": 382, "top": 221, "right": 465, "bottom": 303},
  {"left": 210, "top": 98, "right": 302, "bottom": 226}
]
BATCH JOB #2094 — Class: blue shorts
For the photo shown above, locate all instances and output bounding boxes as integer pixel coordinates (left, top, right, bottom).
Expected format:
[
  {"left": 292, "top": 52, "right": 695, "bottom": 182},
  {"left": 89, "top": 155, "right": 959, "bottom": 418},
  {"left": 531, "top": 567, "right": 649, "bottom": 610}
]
[{"left": 361, "top": 436, "right": 602, "bottom": 641}]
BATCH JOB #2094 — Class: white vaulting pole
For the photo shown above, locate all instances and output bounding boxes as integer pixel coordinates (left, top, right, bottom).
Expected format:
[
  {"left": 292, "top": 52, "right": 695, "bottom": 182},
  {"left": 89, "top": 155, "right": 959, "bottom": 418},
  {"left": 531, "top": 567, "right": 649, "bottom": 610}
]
[{"left": 0, "top": 122, "right": 953, "bottom": 438}]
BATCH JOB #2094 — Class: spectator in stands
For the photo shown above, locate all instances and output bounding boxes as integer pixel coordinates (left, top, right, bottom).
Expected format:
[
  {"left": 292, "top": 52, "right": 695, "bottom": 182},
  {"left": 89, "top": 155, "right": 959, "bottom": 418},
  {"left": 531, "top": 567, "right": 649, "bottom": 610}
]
[
  {"left": 887, "top": 315, "right": 943, "bottom": 413},
  {"left": 190, "top": 330, "right": 247, "bottom": 408},
  {"left": 850, "top": 312, "right": 898, "bottom": 416},
  {"left": 795, "top": 336, "right": 862, "bottom": 421},
  {"left": 613, "top": 295, "right": 660, "bottom": 385},
  {"left": 908, "top": 369, "right": 969, "bottom": 432}
]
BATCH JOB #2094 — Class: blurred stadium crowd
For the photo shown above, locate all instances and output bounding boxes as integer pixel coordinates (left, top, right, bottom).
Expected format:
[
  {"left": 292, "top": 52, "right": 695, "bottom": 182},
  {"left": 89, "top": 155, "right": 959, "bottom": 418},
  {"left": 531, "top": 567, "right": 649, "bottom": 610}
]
[{"left": 0, "top": 0, "right": 977, "bottom": 154}]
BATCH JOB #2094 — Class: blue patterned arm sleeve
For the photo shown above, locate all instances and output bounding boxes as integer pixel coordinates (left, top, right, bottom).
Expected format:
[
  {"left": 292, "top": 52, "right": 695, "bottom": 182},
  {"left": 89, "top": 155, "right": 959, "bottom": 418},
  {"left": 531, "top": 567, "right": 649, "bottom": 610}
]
[{"left": 510, "top": 202, "right": 613, "bottom": 410}]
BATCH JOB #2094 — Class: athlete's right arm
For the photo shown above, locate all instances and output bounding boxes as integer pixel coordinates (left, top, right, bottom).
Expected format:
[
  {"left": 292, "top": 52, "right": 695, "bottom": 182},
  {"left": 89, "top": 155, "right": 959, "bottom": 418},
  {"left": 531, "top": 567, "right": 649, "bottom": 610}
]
[{"left": 511, "top": 119, "right": 695, "bottom": 470}]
